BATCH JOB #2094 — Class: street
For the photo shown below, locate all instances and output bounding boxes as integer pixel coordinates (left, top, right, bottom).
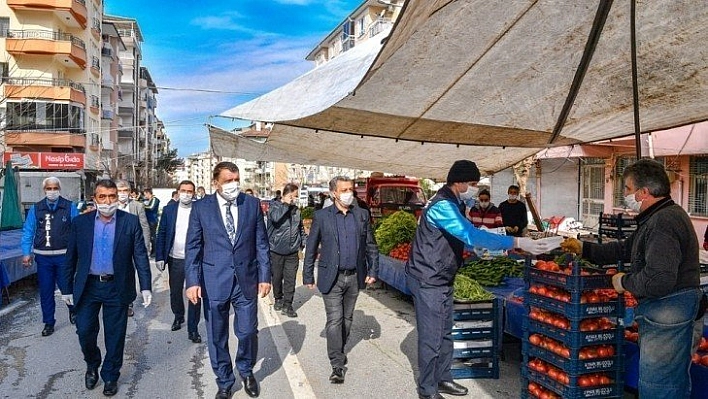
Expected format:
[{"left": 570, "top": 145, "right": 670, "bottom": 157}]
[{"left": 0, "top": 262, "right": 522, "bottom": 399}]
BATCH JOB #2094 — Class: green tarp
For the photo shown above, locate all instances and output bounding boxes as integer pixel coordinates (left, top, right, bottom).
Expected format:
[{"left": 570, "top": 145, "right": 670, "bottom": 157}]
[{"left": 1, "top": 161, "right": 24, "bottom": 231}]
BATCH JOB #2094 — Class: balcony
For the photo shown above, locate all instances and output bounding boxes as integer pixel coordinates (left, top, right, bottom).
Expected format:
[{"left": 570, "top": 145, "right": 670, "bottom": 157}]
[
  {"left": 3, "top": 77, "right": 86, "bottom": 104},
  {"left": 101, "top": 46, "right": 113, "bottom": 58},
  {"left": 101, "top": 73, "right": 114, "bottom": 88},
  {"left": 91, "top": 18, "right": 101, "bottom": 40},
  {"left": 89, "top": 95, "right": 99, "bottom": 114},
  {"left": 90, "top": 56, "right": 100, "bottom": 77},
  {"left": 101, "top": 108, "right": 114, "bottom": 120},
  {"left": 8, "top": 0, "right": 88, "bottom": 29},
  {"left": 6, "top": 29, "right": 87, "bottom": 69}
]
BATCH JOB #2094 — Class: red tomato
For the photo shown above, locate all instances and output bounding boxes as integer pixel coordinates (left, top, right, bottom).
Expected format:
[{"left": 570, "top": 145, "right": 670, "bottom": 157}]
[
  {"left": 606, "top": 268, "right": 618, "bottom": 275},
  {"left": 701, "top": 356, "right": 708, "bottom": 367},
  {"left": 578, "top": 376, "right": 591, "bottom": 387},
  {"left": 530, "top": 334, "right": 542, "bottom": 346}
]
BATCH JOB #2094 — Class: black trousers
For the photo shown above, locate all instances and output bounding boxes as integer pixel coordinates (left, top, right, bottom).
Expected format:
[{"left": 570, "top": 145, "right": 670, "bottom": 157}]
[
  {"left": 322, "top": 271, "right": 359, "bottom": 368},
  {"left": 270, "top": 251, "right": 299, "bottom": 306},
  {"left": 75, "top": 277, "right": 128, "bottom": 383},
  {"left": 168, "top": 257, "right": 201, "bottom": 333}
]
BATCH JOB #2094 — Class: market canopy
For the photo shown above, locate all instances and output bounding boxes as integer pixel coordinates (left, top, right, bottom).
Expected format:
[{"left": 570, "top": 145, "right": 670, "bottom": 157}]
[{"left": 220, "top": 0, "right": 708, "bottom": 173}]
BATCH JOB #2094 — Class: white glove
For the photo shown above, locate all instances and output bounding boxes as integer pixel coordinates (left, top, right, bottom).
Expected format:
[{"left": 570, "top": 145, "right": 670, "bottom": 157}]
[
  {"left": 515, "top": 236, "right": 562, "bottom": 255},
  {"left": 155, "top": 260, "right": 165, "bottom": 272},
  {"left": 62, "top": 294, "right": 74, "bottom": 306},
  {"left": 141, "top": 290, "right": 152, "bottom": 308}
]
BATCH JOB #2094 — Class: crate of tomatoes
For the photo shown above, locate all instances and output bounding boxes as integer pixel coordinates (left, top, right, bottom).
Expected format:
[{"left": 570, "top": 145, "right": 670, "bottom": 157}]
[
  {"left": 524, "top": 334, "right": 621, "bottom": 374},
  {"left": 526, "top": 283, "right": 623, "bottom": 319},
  {"left": 524, "top": 358, "right": 623, "bottom": 399},
  {"left": 526, "top": 307, "right": 620, "bottom": 347},
  {"left": 525, "top": 257, "right": 617, "bottom": 291}
]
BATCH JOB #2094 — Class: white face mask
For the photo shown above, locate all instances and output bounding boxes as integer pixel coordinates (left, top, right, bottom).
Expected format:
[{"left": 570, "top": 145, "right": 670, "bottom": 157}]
[
  {"left": 624, "top": 190, "right": 642, "bottom": 213},
  {"left": 220, "top": 182, "right": 240, "bottom": 201},
  {"left": 459, "top": 185, "right": 478, "bottom": 200},
  {"left": 179, "top": 192, "right": 193, "bottom": 205},
  {"left": 508, "top": 194, "right": 519, "bottom": 201},
  {"left": 45, "top": 190, "right": 60, "bottom": 201},
  {"left": 479, "top": 201, "right": 490, "bottom": 208},
  {"left": 338, "top": 192, "right": 354, "bottom": 207},
  {"left": 118, "top": 193, "right": 130, "bottom": 203},
  {"left": 97, "top": 202, "right": 118, "bottom": 217}
]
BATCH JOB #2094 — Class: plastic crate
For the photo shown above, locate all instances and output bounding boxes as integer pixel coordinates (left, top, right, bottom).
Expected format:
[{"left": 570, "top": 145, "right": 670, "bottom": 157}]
[
  {"left": 525, "top": 368, "right": 623, "bottom": 399},
  {"left": 524, "top": 341, "right": 621, "bottom": 374},
  {"left": 453, "top": 346, "right": 496, "bottom": 359},
  {"left": 525, "top": 319, "right": 620, "bottom": 347},
  {"left": 691, "top": 362, "right": 708, "bottom": 399},
  {"left": 451, "top": 357, "right": 499, "bottom": 379},
  {"left": 452, "top": 319, "right": 495, "bottom": 340},
  {"left": 453, "top": 299, "right": 496, "bottom": 321},
  {"left": 526, "top": 267, "right": 612, "bottom": 291},
  {"left": 526, "top": 292, "right": 621, "bottom": 319}
]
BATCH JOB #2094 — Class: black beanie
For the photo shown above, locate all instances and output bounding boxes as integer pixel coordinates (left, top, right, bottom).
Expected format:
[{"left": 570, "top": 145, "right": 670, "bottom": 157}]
[{"left": 447, "top": 160, "right": 481, "bottom": 184}]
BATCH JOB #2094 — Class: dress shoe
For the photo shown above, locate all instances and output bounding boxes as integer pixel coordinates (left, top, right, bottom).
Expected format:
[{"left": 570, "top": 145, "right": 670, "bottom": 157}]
[
  {"left": 214, "top": 387, "right": 231, "bottom": 399},
  {"left": 438, "top": 380, "right": 468, "bottom": 396},
  {"left": 171, "top": 318, "right": 184, "bottom": 331},
  {"left": 242, "top": 374, "right": 259, "bottom": 397},
  {"left": 418, "top": 394, "right": 445, "bottom": 399},
  {"left": 329, "top": 367, "right": 345, "bottom": 384},
  {"left": 41, "top": 324, "right": 54, "bottom": 337},
  {"left": 281, "top": 306, "right": 297, "bottom": 318},
  {"left": 127, "top": 304, "right": 134, "bottom": 317},
  {"left": 85, "top": 369, "right": 99, "bottom": 390},
  {"left": 69, "top": 311, "right": 77, "bottom": 325},
  {"left": 103, "top": 380, "right": 118, "bottom": 396},
  {"left": 273, "top": 299, "right": 283, "bottom": 311},
  {"left": 188, "top": 332, "right": 202, "bottom": 343}
]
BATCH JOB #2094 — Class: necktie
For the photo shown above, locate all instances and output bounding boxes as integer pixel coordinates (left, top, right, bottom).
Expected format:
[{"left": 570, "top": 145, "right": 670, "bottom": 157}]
[{"left": 225, "top": 201, "right": 236, "bottom": 244}]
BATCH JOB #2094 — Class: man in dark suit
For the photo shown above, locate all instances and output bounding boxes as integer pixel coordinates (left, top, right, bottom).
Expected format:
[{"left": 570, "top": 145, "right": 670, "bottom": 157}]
[
  {"left": 59, "top": 179, "right": 152, "bottom": 397},
  {"left": 185, "top": 161, "right": 271, "bottom": 399},
  {"left": 303, "top": 175, "right": 379, "bottom": 384},
  {"left": 156, "top": 180, "right": 202, "bottom": 343}
]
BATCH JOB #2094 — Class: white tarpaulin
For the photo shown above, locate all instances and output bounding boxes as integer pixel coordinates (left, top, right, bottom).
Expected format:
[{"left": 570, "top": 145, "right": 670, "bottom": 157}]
[{"left": 220, "top": 0, "right": 708, "bottom": 172}]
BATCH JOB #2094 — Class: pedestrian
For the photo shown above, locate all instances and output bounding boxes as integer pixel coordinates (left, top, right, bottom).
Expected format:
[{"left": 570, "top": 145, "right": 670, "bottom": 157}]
[
  {"left": 303, "top": 176, "right": 379, "bottom": 384},
  {"left": 116, "top": 179, "right": 151, "bottom": 317},
  {"left": 562, "top": 159, "right": 704, "bottom": 399},
  {"left": 142, "top": 188, "right": 160, "bottom": 256},
  {"left": 499, "top": 184, "right": 528, "bottom": 237},
  {"left": 156, "top": 180, "right": 203, "bottom": 343},
  {"left": 21, "top": 176, "right": 79, "bottom": 336},
  {"left": 59, "top": 179, "right": 152, "bottom": 397},
  {"left": 267, "top": 183, "right": 306, "bottom": 318},
  {"left": 245, "top": 188, "right": 255, "bottom": 196},
  {"left": 185, "top": 161, "right": 271, "bottom": 399},
  {"left": 406, "top": 160, "right": 558, "bottom": 399},
  {"left": 196, "top": 186, "right": 206, "bottom": 200},
  {"left": 467, "top": 188, "right": 504, "bottom": 229},
  {"left": 169, "top": 190, "right": 179, "bottom": 204}
]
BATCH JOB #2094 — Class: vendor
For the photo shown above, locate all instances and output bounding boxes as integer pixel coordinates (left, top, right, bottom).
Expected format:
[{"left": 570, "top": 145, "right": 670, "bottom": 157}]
[
  {"left": 406, "top": 160, "right": 560, "bottom": 399},
  {"left": 562, "top": 159, "right": 703, "bottom": 399}
]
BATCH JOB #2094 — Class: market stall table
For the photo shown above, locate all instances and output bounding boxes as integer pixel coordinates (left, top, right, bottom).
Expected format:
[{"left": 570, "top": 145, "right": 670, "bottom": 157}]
[{"left": 0, "top": 229, "right": 35, "bottom": 305}]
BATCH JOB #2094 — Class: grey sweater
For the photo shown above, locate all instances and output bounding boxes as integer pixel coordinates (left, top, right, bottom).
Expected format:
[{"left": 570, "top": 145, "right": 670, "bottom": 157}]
[{"left": 583, "top": 198, "right": 699, "bottom": 300}]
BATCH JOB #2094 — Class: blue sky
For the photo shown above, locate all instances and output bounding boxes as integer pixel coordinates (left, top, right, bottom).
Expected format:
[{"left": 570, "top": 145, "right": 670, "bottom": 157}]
[{"left": 104, "top": 0, "right": 362, "bottom": 158}]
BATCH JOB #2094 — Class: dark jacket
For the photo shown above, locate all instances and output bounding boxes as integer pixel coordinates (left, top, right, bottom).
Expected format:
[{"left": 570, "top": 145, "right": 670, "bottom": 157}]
[
  {"left": 59, "top": 211, "right": 152, "bottom": 306},
  {"left": 156, "top": 201, "right": 186, "bottom": 261},
  {"left": 583, "top": 198, "right": 700, "bottom": 301},
  {"left": 267, "top": 200, "right": 305, "bottom": 255},
  {"left": 303, "top": 204, "right": 379, "bottom": 294},
  {"left": 407, "top": 186, "right": 466, "bottom": 286},
  {"left": 33, "top": 197, "right": 73, "bottom": 251}
]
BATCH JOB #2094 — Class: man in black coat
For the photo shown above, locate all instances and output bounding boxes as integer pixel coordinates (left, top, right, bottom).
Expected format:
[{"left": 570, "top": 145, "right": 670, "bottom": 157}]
[{"left": 303, "top": 176, "right": 379, "bottom": 384}]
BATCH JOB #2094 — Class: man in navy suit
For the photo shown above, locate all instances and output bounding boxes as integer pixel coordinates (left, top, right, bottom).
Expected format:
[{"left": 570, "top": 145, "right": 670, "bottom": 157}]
[
  {"left": 303, "top": 175, "right": 379, "bottom": 384},
  {"left": 59, "top": 179, "right": 152, "bottom": 397},
  {"left": 156, "top": 179, "right": 202, "bottom": 342},
  {"left": 185, "top": 161, "right": 271, "bottom": 399}
]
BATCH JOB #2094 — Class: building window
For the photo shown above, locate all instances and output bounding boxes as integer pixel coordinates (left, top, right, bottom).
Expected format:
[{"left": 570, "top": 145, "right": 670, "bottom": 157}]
[
  {"left": 0, "top": 17, "right": 9, "bottom": 37},
  {"left": 6, "top": 101, "right": 85, "bottom": 133},
  {"left": 688, "top": 156, "right": 708, "bottom": 216},
  {"left": 613, "top": 156, "right": 636, "bottom": 207},
  {"left": 0, "top": 62, "right": 8, "bottom": 83}
]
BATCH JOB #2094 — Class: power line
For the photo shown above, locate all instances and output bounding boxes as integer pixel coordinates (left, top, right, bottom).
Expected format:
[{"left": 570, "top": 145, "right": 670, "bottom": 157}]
[{"left": 155, "top": 86, "right": 261, "bottom": 95}]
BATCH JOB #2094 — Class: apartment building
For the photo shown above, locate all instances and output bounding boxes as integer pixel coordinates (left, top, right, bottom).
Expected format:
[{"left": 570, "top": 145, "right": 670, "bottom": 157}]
[
  {"left": 99, "top": 21, "right": 124, "bottom": 178},
  {"left": 0, "top": 0, "right": 104, "bottom": 189}
]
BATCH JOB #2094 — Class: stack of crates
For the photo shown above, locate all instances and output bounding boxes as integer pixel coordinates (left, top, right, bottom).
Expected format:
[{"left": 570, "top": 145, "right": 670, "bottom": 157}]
[
  {"left": 451, "top": 298, "right": 499, "bottom": 379},
  {"left": 522, "top": 258, "right": 624, "bottom": 398}
]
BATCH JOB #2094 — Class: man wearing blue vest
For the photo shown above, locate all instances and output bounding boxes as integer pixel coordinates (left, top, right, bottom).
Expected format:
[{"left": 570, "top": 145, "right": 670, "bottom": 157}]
[
  {"left": 406, "top": 160, "right": 560, "bottom": 399},
  {"left": 21, "top": 176, "right": 79, "bottom": 336}
]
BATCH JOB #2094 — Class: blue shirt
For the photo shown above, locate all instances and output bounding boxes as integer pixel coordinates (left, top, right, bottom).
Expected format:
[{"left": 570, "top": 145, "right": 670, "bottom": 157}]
[
  {"left": 21, "top": 197, "right": 79, "bottom": 256},
  {"left": 334, "top": 208, "right": 358, "bottom": 271},
  {"left": 426, "top": 199, "right": 514, "bottom": 250},
  {"left": 90, "top": 213, "right": 116, "bottom": 275}
]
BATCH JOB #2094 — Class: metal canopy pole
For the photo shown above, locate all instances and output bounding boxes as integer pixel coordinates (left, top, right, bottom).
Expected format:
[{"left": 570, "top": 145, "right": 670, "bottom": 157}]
[
  {"left": 548, "top": 0, "right": 614, "bottom": 145},
  {"left": 631, "top": 0, "right": 642, "bottom": 158}
]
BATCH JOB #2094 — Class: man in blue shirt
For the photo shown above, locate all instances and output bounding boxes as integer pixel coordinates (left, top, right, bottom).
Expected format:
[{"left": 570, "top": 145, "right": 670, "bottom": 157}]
[
  {"left": 406, "top": 160, "right": 559, "bottom": 399},
  {"left": 21, "top": 176, "right": 79, "bottom": 336}
]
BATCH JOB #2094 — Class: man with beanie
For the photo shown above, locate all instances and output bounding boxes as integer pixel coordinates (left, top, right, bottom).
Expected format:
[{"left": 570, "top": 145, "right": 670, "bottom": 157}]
[
  {"left": 21, "top": 176, "right": 79, "bottom": 336},
  {"left": 406, "top": 160, "right": 560, "bottom": 399}
]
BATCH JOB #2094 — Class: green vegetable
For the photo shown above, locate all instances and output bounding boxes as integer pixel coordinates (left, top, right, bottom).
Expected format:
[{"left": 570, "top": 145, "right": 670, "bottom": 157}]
[
  {"left": 458, "top": 256, "right": 524, "bottom": 286},
  {"left": 375, "top": 211, "right": 418, "bottom": 255},
  {"left": 300, "top": 206, "right": 315, "bottom": 220},
  {"left": 453, "top": 274, "right": 494, "bottom": 301}
]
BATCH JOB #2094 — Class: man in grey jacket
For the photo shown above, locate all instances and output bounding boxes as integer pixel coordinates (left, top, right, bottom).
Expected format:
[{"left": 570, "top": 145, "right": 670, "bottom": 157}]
[{"left": 116, "top": 180, "right": 151, "bottom": 317}]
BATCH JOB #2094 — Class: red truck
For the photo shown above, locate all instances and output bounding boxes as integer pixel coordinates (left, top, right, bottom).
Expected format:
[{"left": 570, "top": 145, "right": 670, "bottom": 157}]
[{"left": 354, "top": 175, "right": 426, "bottom": 221}]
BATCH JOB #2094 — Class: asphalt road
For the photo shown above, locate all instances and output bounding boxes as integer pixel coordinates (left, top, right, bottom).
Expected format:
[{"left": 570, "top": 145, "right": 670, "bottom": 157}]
[{"left": 0, "top": 261, "right": 523, "bottom": 398}]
